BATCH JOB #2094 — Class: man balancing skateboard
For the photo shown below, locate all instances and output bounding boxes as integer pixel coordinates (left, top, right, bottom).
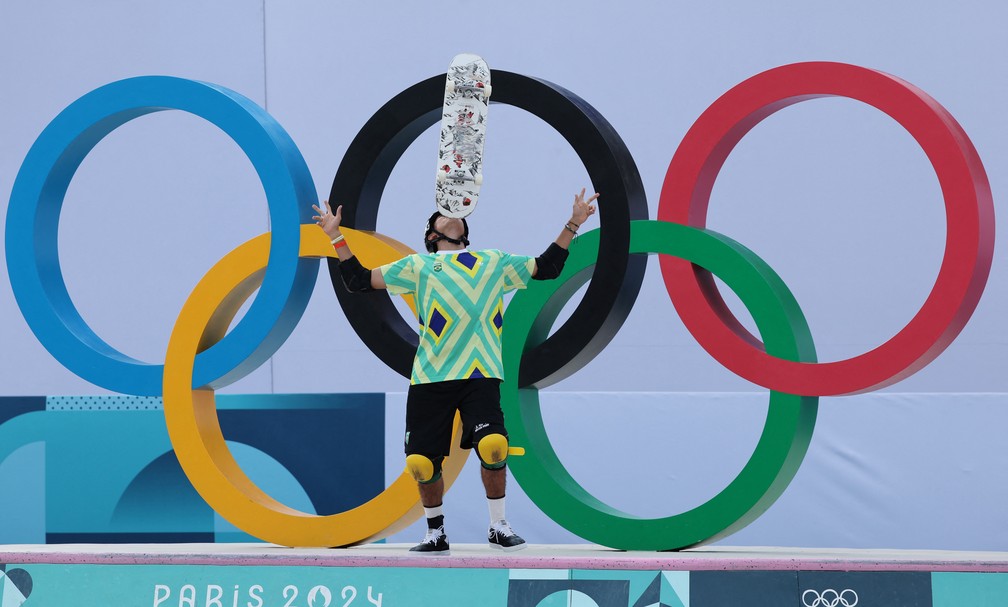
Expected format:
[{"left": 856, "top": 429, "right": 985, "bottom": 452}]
[{"left": 313, "top": 189, "right": 598, "bottom": 554}]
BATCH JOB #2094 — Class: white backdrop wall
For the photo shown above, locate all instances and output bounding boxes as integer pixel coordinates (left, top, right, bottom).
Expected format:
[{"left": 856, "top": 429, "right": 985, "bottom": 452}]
[{"left": 1, "top": 1, "right": 1006, "bottom": 549}]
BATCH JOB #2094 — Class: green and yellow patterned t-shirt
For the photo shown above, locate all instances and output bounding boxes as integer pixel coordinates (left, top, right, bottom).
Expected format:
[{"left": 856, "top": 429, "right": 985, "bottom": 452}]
[{"left": 379, "top": 249, "right": 536, "bottom": 384}]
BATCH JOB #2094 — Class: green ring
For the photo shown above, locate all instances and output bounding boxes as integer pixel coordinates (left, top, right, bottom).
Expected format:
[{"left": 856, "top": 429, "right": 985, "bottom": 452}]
[{"left": 501, "top": 220, "right": 818, "bottom": 550}]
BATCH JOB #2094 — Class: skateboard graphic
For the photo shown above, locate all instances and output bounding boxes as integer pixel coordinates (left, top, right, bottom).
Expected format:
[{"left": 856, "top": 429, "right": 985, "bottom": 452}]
[{"left": 435, "top": 53, "right": 491, "bottom": 218}]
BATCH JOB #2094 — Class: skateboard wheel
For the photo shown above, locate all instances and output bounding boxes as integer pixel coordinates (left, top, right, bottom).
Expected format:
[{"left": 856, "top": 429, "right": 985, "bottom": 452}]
[
  {"left": 446, "top": 81, "right": 456, "bottom": 95},
  {"left": 474, "top": 173, "right": 483, "bottom": 186},
  {"left": 483, "top": 84, "right": 492, "bottom": 99},
  {"left": 437, "top": 171, "right": 446, "bottom": 183}
]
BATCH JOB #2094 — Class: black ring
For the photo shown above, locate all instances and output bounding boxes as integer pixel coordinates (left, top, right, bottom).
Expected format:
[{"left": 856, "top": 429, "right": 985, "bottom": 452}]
[{"left": 327, "top": 71, "right": 648, "bottom": 388}]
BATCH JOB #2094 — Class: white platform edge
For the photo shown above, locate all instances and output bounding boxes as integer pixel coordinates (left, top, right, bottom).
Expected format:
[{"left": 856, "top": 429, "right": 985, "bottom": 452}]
[{"left": 2, "top": 544, "right": 1008, "bottom": 572}]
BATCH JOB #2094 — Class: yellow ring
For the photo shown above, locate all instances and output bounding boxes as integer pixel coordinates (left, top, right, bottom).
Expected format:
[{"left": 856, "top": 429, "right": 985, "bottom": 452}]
[{"left": 163, "top": 224, "right": 468, "bottom": 547}]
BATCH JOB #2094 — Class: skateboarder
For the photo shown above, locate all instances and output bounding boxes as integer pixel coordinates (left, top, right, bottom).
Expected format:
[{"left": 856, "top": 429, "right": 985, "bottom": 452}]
[{"left": 313, "top": 189, "right": 598, "bottom": 554}]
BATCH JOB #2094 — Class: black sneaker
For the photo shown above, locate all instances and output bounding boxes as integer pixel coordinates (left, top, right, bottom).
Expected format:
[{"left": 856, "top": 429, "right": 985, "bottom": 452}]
[
  {"left": 409, "top": 526, "right": 450, "bottom": 555},
  {"left": 488, "top": 519, "right": 526, "bottom": 551}
]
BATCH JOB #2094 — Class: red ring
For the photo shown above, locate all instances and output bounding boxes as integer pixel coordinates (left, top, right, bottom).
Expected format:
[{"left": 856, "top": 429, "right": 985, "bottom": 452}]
[{"left": 658, "top": 62, "right": 994, "bottom": 396}]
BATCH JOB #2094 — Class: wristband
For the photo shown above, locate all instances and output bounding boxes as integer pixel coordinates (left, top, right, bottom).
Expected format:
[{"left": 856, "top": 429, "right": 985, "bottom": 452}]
[
  {"left": 564, "top": 222, "right": 579, "bottom": 235},
  {"left": 333, "top": 239, "right": 348, "bottom": 250},
  {"left": 331, "top": 234, "right": 345, "bottom": 245}
]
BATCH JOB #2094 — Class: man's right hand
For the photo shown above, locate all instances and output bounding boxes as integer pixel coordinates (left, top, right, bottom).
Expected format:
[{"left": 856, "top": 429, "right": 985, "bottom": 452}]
[{"left": 312, "top": 199, "right": 343, "bottom": 240}]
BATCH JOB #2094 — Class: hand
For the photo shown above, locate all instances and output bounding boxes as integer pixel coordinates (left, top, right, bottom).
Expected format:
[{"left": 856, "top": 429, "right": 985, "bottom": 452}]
[
  {"left": 570, "top": 188, "right": 599, "bottom": 227},
  {"left": 312, "top": 200, "right": 342, "bottom": 239}
]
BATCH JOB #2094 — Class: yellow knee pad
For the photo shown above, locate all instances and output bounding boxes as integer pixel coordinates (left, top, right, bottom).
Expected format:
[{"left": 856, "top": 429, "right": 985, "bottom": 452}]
[
  {"left": 476, "top": 433, "right": 509, "bottom": 470},
  {"left": 405, "top": 454, "right": 442, "bottom": 483}
]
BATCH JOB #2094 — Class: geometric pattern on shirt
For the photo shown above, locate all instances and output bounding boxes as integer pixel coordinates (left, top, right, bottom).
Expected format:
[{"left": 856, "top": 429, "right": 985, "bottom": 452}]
[
  {"left": 423, "top": 299, "right": 454, "bottom": 346},
  {"left": 491, "top": 299, "right": 504, "bottom": 339},
  {"left": 450, "top": 250, "right": 481, "bottom": 278},
  {"left": 379, "top": 249, "right": 534, "bottom": 384},
  {"left": 464, "top": 357, "right": 491, "bottom": 379}
]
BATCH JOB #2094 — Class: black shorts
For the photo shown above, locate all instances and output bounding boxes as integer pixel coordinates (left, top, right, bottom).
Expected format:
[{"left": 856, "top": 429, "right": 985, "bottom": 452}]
[{"left": 404, "top": 378, "right": 507, "bottom": 457}]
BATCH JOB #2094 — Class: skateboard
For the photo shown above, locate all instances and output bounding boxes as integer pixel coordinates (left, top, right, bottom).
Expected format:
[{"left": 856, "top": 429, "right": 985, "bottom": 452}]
[{"left": 435, "top": 53, "right": 491, "bottom": 218}]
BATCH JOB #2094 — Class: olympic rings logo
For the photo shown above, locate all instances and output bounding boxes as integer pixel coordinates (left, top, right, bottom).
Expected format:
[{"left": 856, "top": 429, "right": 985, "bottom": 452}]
[
  {"left": 802, "top": 589, "right": 859, "bottom": 607},
  {"left": 5, "top": 62, "right": 993, "bottom": 550}
]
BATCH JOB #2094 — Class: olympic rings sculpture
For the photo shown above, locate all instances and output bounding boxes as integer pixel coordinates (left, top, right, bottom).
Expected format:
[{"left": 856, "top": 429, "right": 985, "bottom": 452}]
[{"left": 4, "top": 62, "right": 993, "bottom": 550}]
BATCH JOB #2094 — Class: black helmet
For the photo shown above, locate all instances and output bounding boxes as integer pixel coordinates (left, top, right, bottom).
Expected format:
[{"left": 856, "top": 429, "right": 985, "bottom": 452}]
[{"left": 424, "top": 211, "right": 470, "bottom": 253}]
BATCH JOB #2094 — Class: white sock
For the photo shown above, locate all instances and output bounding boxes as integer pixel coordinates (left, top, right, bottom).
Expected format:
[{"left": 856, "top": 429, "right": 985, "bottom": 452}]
[
  {"left": 487, "top": 496, "right": 506, "bottom": 523},
  {"left": 423, "top": 504, "right": 444, "bottom": 521}
]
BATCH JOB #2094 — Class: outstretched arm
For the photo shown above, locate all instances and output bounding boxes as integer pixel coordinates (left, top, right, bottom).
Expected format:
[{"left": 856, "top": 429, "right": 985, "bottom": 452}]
[
  {"left": 532, "top": 188, "right": 599, "bottom": 279},
  {"left": 313, "top": 200, "right": 387, "bottom": 290}
]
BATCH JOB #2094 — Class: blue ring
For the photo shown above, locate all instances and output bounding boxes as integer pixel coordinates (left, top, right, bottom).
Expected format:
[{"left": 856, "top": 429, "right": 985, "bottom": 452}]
[{"left": 5, "top": 77, "right": 317, "bottom": 395}]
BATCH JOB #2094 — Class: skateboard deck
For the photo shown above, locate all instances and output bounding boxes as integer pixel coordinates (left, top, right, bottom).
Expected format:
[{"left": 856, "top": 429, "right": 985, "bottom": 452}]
[{"left": 435, "top": 53, "right": 491, "bottom": 218}]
